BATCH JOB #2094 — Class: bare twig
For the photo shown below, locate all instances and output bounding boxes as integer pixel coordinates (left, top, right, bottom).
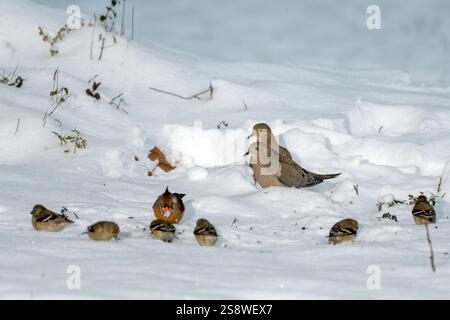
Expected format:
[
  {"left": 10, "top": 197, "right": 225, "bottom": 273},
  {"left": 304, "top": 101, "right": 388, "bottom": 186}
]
[
  {"left": 131, "top": 5, "right": 135, "bottom": 40},
  {"left": 15, "top": 118, "right": 20, "bottom": 135},
  {"left": 88, "top": 74, "right": 98, "bottom": 83},
  {"left": 120, "top": 0, "right": 126, "bottom": 36},
  {"left": 42, "top": 112, "right": 48, "bottom": 127},
  {"left": 90, "top": 14, "right": 97, "bottom": 60},
  {"left": 437, "top": 176, "right": 443, "bottom": 194},
  {"left": 9, "top": 65, "right": 18, "bottom": 81},
  {"left": 353, "top": 184, "right": 359, "bottom": 195},
  {"left": 48, "top": 69, "right": 69, "bottom": 116},
  {"left": 148, "top": 83, "right": 213, "bottom": 101},
  {"left": 109, "top": 92, "right": 128, "bottom": 114},
  {"left": 98, "top": 37, "right": 106, "bottom": 61},
  {"left": 242, "top": 100, "right": 248, "bottom": 111},
  {"left": 73, "top": 130, "right": 80, "bottom": 154},
  {"left": 424, "top": 223, "right": 436, "bottom": 272}
]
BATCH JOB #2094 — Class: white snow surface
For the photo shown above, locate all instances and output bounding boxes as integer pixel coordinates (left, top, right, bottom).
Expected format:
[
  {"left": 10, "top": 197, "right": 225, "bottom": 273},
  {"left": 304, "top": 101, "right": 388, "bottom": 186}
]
[{"left": 1, "top": 0, "right": 450, "bottom": 299}]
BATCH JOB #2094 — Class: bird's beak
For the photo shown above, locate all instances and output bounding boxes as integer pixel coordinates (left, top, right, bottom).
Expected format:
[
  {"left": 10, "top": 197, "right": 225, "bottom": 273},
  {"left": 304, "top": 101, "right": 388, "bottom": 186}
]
[
  {"left": 247, "top": 133, "right": 253, "bottom": 139},
  {"left": 243, "top": 150, "right": 249, "bottom": 157}
]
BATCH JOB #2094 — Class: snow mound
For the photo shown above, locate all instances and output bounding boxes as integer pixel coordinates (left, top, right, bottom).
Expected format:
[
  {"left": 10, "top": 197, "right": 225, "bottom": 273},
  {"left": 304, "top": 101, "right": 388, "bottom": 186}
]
[
  {"left": 0, "top": 114, "right": 56, "bottom": 164},
  {"left": 348, "top": 100, "right": 429, "bottom": 137},
  {"left": 187, "top": 166, "right": 209, "bottom": 181},
  {"left": 162, "top": 124, "right": 248, "bottom": 168}
]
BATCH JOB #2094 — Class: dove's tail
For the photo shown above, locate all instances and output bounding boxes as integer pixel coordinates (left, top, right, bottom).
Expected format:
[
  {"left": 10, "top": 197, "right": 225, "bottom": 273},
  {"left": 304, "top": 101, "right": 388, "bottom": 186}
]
[{"left": 314, "top": 172, "right": 341, "bottom": 180}]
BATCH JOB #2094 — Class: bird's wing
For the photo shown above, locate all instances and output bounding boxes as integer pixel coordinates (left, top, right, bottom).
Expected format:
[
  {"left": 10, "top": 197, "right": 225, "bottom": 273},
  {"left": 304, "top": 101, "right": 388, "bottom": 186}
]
[
  {"left": 50, "top": 214, "right": 74, "bottom": 224},
  {"left": 277, "top": 159, "right": 319, "bottom": 188},
  {"left": 279, "top": 146, "right": 293, "bottom": 163},
  {"left": 330, "top": 225, "right": 357, "bottom": 236},
  {"left": 151, "top": 221, "right": 175, "bottom": 232},
  {"left": 194, "top": 226, "right": 217, "bottom": 236},
  {"left": 35, "top": 210, "right": 56, "bottom": 222},
  {"left": 412, "top": 203, "right": 436, "bottom": 217}
]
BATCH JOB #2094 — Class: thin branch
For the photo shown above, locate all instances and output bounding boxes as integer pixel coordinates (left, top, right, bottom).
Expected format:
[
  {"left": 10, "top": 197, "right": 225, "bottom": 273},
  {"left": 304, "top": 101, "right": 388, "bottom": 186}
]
[
  {"left": 42, "top": 112, "right": 48, "bottom": 127},
  {"left": 425, "top": 223, "right": 436, "bottom": 272},
  {"left": 90, "top": 14, "right": 97, "bottom": 60},
  {"left": 15, "top": 118, "right": 20, "bottom": 135},
  {"left": 110, "top": 92, "right": 124, "bottom": 104},
  {"left": 98, "top": 37, "right": 106, "bottom": 61},
  {"left": 148, "top": 83, "right": 213, "bottom": 101},
  {"left": 109, "top": 92, "right": 128, "bottom": 114},
  {"left": 131, "top": 5, "right": 135, "bottom": 40},
  {"left": 88, "top": 74, "right": 98, "bottom": 83},
  {"left": 242, "top": 100, "right": 248, "bottom": 111},
  {"left": 48, "top": 100, "right": 63, "bottom": 116},
  {"left": 73, "top": 130, "right": 79, "bottom": 154},
  {"left": 437, "top": 176, "right": 443, "bottom": 194},
  {"left": 120, "top": 0, "right": 126, "bottom": 36},
  {"left": 9, "top": 65, "right": 18, "bottom": 80}
]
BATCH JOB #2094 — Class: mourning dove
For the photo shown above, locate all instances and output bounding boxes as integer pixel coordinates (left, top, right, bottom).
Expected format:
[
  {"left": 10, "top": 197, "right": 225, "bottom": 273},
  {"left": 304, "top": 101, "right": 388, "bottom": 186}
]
[
  {"left": 412, "top": 195, "right": 436, "bottom": 225},
  {"left": 152, "top": 187, "right": 186, "bottom": 223},
  {"left": 86, "top": 221, "right": 120, "bottom": 240},
  {"left": 30, "top": 204, "right": 74, "bottom": 232},
  {"left": 150, "top": 219, "right": 176, "bottom": 243},
  {"left": 245, "top": 142, "right": 340, "bottom": 189},
  {"left": 328, "top": 218, "right": 359, "bottom": 244},
  {"left": 194, "top": 218, "right": 218, "bottom": 246}
]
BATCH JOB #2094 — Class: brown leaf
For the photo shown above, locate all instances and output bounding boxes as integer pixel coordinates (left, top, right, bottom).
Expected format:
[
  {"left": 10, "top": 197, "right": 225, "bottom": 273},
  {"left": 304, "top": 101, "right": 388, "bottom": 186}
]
[{"left": 148, "top": 146, "right": 176, "bottom": 172}]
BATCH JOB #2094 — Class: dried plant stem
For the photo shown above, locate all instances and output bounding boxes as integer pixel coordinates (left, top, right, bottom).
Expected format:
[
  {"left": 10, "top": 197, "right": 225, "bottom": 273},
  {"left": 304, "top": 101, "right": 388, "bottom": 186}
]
[
  {"left": 90, "top": 15, "right": 97, "bottom": 60},
  {"left": 148, "top": 83, "right": 213, "bottom": 101},
  {"left": 121, "top": 0, "right": 126, "bottom": 36},
  {"left": 15, "top": 118, "right": 20, "bottom": 135},
  {"left": 131, "top": 5, "right": 135, "bottom": 40},
  {"left": 73, "top": 130, "right": 80, "bottom": 154},
  {"left": 42, "top": 112, "right": 48, "bottom": 127},
  {"left": 98, "top": 37, "right": 106, "bottom": 61},
  {"left": 424, "top": 223, "right": 436, "bottom": 272},
  {"left": 437, "top": 176, "right": 443, "bottom": 194},
  {"left": 48, "top": 101, "right": 62, "bottom": 116}
]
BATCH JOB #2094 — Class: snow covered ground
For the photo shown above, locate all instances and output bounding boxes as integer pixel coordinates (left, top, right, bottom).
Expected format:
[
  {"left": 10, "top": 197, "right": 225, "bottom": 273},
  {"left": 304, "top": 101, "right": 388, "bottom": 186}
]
[{"left": 1, "top": 0, "right": 450, "bottom": 299}]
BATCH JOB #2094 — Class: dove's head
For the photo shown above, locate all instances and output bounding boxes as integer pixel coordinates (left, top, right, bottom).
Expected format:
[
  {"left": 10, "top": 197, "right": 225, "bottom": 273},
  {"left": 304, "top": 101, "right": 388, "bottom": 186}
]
[{"left": 248, "top": 123, "right": 273, "bottom": 140}]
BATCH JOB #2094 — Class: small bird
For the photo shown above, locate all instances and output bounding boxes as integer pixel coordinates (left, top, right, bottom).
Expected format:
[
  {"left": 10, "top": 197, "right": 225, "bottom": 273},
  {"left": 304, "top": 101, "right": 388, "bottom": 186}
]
[
  {"left": 152, "top": 187, "right": 185, "bottom": 223},
  {"left": 150, "top": 219, "right": 176, "bottom": 243},
  {"left": 30, "top": 204, "right": 74, "bottom": 232},
  {"left": 194, "top": 218, "right": 218, "bottom": 246},
  {"left": 412, "top": 195, "right": 436, "bottom": 225},
  {"left": 328, "top": 218, "right": 359, "bottom": 244},
  {"left": 245, "top": 142, "right": 340, "bottom": 189},
  {"left": 86, "top": 221, "right": 120, "bottom": 241}
]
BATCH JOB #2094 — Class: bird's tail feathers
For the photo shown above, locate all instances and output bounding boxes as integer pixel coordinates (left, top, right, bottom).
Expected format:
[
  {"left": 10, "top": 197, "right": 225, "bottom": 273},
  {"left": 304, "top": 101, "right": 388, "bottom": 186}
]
[{"left": 315, "top": 172, "right": 341, "bottom": 180}]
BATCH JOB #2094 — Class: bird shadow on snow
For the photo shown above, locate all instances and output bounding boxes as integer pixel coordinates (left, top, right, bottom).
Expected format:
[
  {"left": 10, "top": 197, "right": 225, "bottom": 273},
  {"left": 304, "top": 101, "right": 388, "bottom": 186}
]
[
  {"left": 306, "top": 180, "right": 340, "bottom": 194},
  {"left": 182, "top": 200, "right": 197, "bottom": 224}
]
